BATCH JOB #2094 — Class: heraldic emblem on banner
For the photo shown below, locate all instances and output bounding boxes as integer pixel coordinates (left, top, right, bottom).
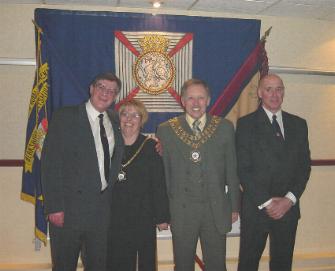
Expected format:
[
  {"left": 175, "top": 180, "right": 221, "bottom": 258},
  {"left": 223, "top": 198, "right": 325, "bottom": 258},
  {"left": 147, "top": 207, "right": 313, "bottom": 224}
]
[
  {"left": 21, "top": 8, "right": 263, "bottom": 245},
  {"left": 114, "top": 31, "right": 193, "bottom": 113}
]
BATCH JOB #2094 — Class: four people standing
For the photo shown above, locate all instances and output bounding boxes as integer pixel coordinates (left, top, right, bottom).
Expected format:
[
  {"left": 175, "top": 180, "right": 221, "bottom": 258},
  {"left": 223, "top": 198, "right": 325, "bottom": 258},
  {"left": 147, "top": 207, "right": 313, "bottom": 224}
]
[
  {"left": 157, "top": 79, "right": 240, "bottom": 271},
  {"left": 236, "top": 74, "right": 311, "bottom": 271},
  {"left": 42, "top": 71, "right": 310, "bottom": 271}
]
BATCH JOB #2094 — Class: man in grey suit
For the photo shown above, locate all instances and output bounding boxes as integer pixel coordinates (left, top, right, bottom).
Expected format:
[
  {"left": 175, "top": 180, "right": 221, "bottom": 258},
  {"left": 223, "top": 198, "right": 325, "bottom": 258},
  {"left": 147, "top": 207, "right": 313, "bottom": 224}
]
[
  {"left": 41, "top": 72, "right": 124, "bottom": 271},
  {"left": 236, "top": 74, "right": 311, "bottom": 271},
  {"left": 156, "top": 78, "right": 240, "bottom": 271}
]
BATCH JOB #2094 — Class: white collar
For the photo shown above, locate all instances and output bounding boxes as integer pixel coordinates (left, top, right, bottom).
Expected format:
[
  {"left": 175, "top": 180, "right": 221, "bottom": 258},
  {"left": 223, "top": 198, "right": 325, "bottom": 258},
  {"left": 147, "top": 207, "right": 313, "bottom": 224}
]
[
  {"left": 185, "top": 113, "right": 207, "bottom": 130},
  {"left": 86, "top": 100, "right": 106, "bottom": 121},
  {"left": 262, "top": 106, "right": 282, "bottom": 123}
]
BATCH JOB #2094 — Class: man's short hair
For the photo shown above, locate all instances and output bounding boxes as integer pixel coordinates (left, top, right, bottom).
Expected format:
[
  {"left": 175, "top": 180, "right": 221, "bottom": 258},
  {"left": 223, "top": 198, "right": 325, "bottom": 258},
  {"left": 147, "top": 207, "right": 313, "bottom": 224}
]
[
  {"left": 180, "top": 78, "right": 211, "bottom": 98},
  {"left": 90, "top": 72, "right": 122, "bottom": 92}
]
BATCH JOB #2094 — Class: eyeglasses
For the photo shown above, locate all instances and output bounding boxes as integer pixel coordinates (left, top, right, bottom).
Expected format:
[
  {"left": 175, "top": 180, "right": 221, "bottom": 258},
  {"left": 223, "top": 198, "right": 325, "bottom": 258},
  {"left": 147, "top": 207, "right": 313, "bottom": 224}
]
[
  {"left": 120, "top": 111, "right": 141, "bottom": 119},
  {"left": 95, "top": 83, "right": 118, "bottom": 96}
]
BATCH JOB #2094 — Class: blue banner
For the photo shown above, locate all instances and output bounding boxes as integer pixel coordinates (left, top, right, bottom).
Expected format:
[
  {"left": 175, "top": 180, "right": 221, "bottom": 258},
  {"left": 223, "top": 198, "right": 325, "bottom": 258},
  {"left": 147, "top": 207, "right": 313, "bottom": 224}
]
[
  {"left": 22, "top": 8, "right": 262, "bottom": 243},
  {"left": 21, "top": 26, "right": 49, "bottom": 244},
  {"left": 33, "top": 8, "right": 261, "bottom": 132}
]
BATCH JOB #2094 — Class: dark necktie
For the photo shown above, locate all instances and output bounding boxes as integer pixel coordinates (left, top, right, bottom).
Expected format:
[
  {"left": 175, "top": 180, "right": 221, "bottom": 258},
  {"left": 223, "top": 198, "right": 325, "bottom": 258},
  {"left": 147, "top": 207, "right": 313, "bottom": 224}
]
[
  {"left": 98, "top": 114, "right": 110, "bottom": 181},
  {"left": 272, "top": 114, "right": 284, "bottom": 140},
  {"left": 192, "top": 119, "right": 202, "bottom": 137}
]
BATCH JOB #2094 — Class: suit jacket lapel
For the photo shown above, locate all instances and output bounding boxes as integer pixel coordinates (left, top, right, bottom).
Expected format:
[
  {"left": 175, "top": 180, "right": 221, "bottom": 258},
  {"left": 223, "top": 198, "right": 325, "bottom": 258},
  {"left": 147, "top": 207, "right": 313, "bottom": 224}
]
[
  {"left": 282, "top": 111, "right": 295, "bottom": 152},
  {"left": 107, "top": 110, "right": 124, "bottom": 186},
  {"left": 179, "top": 114, "right": 193, "bottom": 134},
  {"left": 255, "top": 107, "right": 274, "bottom": 141},
  {"left": 77, "top": 104, "right": 101, "bottom": 176},
  {"left": 108, "top": 110, "right": 124, "bottom": 153},
  {"left": 204, "top": 114, "right": 212, "bottom": 130},
  {"left": 170, "top": 115, "right": 195, "bottom": 162},
  {"left": 78, "top": 104, "right": 99, "bottom": 159}
]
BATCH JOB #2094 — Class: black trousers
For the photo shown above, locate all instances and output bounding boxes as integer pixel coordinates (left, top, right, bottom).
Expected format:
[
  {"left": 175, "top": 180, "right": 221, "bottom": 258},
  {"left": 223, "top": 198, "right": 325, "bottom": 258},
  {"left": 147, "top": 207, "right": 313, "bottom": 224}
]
[
  {"left": 49, "top": 224, "right": 108, "bottom": 271},
  {"left": 107, "top": 225, "right": 157, "bottom": 271},
  {"left": 238, "top": 216, "right": 298, "bottom": 271}
]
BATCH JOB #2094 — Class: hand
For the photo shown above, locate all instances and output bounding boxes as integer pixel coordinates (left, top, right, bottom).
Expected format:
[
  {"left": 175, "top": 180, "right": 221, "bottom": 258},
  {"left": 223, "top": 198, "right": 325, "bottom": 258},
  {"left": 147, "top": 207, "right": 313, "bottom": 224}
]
[
  {"left": 157, "top": 223, "right": 169, "bottom": 231},
  {"left": 232, "top": 212, "right": 239, "bottom": 224},
  {"left": 149, "top": 135, "right": 163, "bottom": 156},
  {"left": 48, "top": 211, "right": 64, "bottom": 227},
  {"left": 265, "top": 197, "right": 293, "bottom": 220}
]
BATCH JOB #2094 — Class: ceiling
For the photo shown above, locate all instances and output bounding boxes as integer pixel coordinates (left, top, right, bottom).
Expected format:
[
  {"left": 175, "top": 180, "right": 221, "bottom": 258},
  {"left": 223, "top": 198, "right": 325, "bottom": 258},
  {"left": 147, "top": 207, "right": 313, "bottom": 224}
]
[{"left": 1, "top": 0, "right": 335, "bottom": 22}]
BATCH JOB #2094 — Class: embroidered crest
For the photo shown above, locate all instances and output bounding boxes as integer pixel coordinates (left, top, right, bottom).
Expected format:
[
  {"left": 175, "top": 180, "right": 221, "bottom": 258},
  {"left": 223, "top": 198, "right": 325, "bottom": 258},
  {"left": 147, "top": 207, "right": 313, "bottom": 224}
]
[
  {"left": 133, "top": 35, "right": 175, "bottom": 95},
  {"left": 35, "top": 118, "right": 48, "bottom": 159},
  {"left": 114, "top": 31, "right": 193, "bottom": 112}
]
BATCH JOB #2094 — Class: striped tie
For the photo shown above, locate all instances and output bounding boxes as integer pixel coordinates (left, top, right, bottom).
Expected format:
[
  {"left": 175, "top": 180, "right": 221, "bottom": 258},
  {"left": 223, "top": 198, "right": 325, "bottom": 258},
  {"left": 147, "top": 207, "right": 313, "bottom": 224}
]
[{"left": 192, "top": 119, "right": 202, "bottom": 137}]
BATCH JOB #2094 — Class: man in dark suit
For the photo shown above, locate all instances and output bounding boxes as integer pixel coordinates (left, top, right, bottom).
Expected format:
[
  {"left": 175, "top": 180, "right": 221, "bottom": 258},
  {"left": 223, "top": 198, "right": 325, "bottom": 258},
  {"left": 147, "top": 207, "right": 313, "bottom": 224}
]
[
  {"left": 236, "top": 74, "right": 311, "bottom": 271},
  {"left": 157, "top": 79, "right": 240, "bottom": 271},
  {"left": 41, "top": 72, "right": 124, "bottom": 271}
]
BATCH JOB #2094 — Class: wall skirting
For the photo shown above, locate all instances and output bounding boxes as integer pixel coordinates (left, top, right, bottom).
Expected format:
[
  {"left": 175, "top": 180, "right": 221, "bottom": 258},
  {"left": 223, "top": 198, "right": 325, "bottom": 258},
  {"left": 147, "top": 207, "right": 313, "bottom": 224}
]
[{"left": 1, "top": 252, "right": 334, "bottom": 271}]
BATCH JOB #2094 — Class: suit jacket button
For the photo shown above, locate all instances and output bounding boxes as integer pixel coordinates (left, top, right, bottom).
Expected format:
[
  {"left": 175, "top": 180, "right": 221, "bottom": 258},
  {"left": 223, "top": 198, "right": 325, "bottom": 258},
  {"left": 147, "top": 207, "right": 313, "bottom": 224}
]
[{"left": 77, "top": 190, "right": 82, "bottom": 194}]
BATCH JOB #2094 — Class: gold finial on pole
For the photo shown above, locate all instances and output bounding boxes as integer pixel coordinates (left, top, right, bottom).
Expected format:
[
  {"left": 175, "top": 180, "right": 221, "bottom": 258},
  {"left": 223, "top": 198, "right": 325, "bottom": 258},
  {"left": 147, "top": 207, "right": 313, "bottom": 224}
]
[
  {"left": 32, "top": 20, "right": 43, "bottom": 34},
  {"left": 261, "top": 26, "right": 272, "bottom": 42}
]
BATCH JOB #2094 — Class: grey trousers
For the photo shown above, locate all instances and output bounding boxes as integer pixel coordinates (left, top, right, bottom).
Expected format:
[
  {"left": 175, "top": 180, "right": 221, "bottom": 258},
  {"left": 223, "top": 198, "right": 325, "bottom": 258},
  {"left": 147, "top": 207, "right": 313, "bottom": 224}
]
[{"left": 171, "top": 201, "right": 227, "bottom": 271}]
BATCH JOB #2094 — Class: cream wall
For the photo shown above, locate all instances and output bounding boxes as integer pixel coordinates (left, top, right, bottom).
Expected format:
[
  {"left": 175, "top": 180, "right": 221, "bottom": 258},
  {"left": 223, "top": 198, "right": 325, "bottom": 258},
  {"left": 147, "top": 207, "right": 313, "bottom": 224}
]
[{"left": 1, "top": 3, "right": 335, "bottom": 270}]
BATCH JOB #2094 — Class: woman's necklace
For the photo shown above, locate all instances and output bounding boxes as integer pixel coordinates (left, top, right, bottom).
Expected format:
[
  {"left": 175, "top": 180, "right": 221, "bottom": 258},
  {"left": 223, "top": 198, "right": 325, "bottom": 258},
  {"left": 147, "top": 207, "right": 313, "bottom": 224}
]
[{"left": 117, "top": 137, "right": 150, "bottom": 182}]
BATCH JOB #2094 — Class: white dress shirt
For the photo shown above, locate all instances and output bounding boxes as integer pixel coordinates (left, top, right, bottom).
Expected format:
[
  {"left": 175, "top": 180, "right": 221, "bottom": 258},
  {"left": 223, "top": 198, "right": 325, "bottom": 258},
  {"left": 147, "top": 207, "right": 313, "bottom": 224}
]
[{"left": 86, "top": 100, "right": 115, "bottom": 190}]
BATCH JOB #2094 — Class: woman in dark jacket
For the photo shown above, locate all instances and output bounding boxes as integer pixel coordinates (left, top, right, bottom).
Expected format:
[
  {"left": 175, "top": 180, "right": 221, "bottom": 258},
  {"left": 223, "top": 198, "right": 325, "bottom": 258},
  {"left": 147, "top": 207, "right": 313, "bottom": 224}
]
[{"left": 108, "top": 99, "right": 170, "bottom": 271}]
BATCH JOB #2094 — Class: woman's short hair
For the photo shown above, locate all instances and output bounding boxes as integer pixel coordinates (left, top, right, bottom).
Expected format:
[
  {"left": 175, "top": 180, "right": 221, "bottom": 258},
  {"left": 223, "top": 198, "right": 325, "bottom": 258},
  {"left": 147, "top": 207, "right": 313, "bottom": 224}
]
[{"left": 118, "top": 99, "right": 148, "bottom": 126}]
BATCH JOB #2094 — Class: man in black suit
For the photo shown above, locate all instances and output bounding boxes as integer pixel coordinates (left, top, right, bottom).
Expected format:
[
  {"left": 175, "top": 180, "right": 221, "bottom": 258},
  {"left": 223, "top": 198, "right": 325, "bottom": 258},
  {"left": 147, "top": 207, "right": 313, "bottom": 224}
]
[
  {"left": 41, "top": 72, "right": 124, "bottom": 271},
  {"left": 236, "top": 74, "right": 311, "bottom": 271}
]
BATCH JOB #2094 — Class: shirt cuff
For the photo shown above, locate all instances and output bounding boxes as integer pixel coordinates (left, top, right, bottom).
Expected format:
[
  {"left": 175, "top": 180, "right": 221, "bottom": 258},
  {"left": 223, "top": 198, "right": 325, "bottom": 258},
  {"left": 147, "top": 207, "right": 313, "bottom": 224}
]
[
  {"left": 285, "top": 192, "right": 297, "bottom": 205},
  {"left": 258, "top": 199, "right": 272, "bottom": 210}
]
